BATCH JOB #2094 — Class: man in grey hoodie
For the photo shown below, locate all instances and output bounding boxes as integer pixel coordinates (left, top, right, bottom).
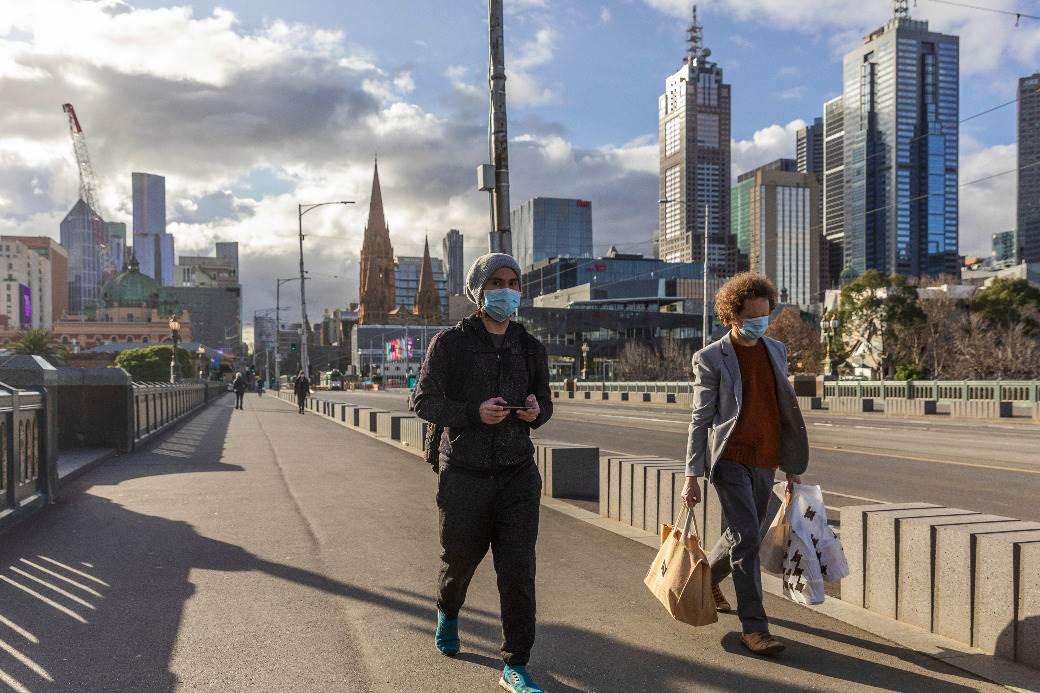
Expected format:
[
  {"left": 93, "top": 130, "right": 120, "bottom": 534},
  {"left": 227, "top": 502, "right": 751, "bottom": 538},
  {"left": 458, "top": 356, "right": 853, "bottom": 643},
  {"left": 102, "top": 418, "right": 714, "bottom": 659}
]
[{"left": 413, "top": 253, "right": 552, "bottom": 693}]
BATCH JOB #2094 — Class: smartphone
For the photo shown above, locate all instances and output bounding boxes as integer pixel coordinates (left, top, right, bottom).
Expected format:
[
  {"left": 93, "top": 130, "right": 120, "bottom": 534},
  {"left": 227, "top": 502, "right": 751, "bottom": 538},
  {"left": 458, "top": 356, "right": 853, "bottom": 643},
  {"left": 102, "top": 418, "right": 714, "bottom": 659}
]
[{"left": 501, "top": 405, "right": 530, "bottom": 410}]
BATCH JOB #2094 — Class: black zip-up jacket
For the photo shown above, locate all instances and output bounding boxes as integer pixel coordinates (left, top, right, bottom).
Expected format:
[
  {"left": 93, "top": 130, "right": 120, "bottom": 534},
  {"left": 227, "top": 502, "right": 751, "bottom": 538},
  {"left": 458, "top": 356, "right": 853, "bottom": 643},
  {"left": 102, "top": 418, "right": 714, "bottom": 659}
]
[{"left": 413, "top": 315, "right": 552, "bottom": 472}]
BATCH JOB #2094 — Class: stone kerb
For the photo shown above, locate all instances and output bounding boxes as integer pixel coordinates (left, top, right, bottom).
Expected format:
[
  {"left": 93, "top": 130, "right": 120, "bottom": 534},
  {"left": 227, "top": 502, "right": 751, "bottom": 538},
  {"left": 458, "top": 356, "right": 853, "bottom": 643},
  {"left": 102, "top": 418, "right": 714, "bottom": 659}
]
[
  {"left": 949, "top": 400, "right": 1013, "bottom": 419},
  {"left": 608, "top": 391, "right": 630, "bottom": 402},
  {"left": 796, "top": 396, "right": 823, "bottom": 411},
  {"left": 973, "top": 530, "right": 1040, "bottom": 663},
  {"left": 649, "top": 392, "right": 677, "bottom": 404}
]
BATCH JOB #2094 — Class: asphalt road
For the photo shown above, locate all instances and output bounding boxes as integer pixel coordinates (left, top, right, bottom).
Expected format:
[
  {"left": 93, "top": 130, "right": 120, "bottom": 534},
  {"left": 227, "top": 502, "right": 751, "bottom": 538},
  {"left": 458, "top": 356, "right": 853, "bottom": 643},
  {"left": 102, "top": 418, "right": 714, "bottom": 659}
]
[
  {"left": 317, "top": 390, "right": 1040, "bottom": 523},
  {"left": 0, "top": 393, "right": 998, "bottom": 691}
]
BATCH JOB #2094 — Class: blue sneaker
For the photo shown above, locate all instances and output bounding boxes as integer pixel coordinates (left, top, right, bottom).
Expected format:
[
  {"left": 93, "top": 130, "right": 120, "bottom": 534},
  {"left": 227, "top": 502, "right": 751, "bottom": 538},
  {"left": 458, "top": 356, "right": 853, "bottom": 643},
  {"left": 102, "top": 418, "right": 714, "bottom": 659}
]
[
  {"left": 499, "top": 665, "right": 544, "bottom": 693},
  {"left": 435, "top": 611, "right": 459, "bottom": 656}
]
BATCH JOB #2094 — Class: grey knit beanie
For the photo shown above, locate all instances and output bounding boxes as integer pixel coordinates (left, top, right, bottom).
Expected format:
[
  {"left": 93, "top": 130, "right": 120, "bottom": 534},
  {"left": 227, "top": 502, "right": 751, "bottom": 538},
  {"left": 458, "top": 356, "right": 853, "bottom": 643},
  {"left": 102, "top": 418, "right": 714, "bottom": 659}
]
[{"left": 465, "top": 252, "right": 522, "bottom": 305}]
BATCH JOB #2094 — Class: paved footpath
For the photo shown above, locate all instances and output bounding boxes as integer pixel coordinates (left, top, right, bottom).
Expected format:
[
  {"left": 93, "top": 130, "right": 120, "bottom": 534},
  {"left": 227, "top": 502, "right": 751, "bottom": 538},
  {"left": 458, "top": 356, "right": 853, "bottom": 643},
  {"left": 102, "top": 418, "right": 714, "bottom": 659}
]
[{"left": 0, "top": 393, "right": 1003, "bottom": 692}]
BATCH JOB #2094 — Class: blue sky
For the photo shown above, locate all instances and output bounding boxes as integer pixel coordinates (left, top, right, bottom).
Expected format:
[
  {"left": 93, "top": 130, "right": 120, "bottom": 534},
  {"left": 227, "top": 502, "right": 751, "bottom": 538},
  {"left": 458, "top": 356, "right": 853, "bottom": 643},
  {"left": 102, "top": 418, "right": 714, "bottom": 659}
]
[{"left": 0, "top": 0, "right": 1036, "bottom": 330}]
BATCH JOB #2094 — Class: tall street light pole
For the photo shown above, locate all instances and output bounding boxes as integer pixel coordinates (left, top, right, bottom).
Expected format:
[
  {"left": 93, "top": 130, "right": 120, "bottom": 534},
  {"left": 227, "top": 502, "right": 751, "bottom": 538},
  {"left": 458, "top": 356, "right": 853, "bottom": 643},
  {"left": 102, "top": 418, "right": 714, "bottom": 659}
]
[
  {"left": 487, "top": 0, "right": 512, "bottom": 255},
  {"left": 298, "top": 201, "right": 354, "bottom": 378},
  {"left": 659, "top": 199, "right": 712, "bottom": 348},
  {"left": 275, "top": 277, "right": 302, "bottom": 390}
]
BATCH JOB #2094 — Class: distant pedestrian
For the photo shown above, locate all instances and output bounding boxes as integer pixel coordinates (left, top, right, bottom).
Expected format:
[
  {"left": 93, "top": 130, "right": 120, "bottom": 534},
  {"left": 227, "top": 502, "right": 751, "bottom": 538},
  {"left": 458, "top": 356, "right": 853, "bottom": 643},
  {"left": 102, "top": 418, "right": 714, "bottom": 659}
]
[
  {"left": 293, "top": 371, "right": 310, "bottom": 414},
  {"left": 232, "top": 372, "right": 247, "bottom": 410},
  {"left": 682, "top": 272, "right": 809, "bottom": 656},
  {"left": 413, "top": 253, "right": 552, "bottom": 693},
  {"left": 256, "top": 379, "right": 264, "bottom": 397}
]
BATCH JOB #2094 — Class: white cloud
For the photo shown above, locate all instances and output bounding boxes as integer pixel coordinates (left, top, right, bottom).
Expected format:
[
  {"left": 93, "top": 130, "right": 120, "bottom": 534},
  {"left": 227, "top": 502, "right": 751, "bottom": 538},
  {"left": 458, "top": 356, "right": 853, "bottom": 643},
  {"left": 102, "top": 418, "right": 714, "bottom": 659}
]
[
  {"left": 508, "top": 27, "right": 558, "bottom": 105},
  {"left": 776, "top": 65, "right": 800, "bottom": 79},
  {"left": 776, "top": 85, "right": 807, "bottom": 101},
  {"left": 731, "top": 119, "right": 806, "bottom": 180},
  {"left": 600, "top": 7, "right": 613, "bottom": 23},
  {"left": 729, "top": 34, "right": 753, "bottom": 49},
  {"left": 0, "top": 0, "right": 661, "bottom": 323},
  {"left": 959, "top": 138, "right": 1017, "bottom": 257},
  {"left": 643, "top": 0, "right": 1039, "bottom": 75}
]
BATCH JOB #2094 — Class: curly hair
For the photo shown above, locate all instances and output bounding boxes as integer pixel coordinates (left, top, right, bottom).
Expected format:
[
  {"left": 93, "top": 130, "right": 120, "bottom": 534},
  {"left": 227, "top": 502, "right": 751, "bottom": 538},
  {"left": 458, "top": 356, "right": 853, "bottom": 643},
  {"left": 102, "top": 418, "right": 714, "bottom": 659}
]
[{"left": 714, "top": 272, "right": 778, "bottom": 325}]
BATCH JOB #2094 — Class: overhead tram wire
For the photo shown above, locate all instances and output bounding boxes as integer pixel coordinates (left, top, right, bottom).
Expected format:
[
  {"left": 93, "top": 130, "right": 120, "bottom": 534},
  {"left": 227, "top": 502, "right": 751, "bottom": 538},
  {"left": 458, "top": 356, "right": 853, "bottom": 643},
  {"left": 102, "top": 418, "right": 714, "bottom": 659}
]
[{"left": 921, "top": 0, "right": 1040, "bottom": 22}]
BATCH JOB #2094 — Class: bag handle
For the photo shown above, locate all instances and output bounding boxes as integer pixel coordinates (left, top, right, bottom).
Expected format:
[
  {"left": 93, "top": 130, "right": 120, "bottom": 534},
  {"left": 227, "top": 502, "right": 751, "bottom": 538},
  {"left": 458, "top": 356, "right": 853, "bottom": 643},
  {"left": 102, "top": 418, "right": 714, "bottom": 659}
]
[{"left": 671, "top": 506, "right": 702, "bottom": 542}]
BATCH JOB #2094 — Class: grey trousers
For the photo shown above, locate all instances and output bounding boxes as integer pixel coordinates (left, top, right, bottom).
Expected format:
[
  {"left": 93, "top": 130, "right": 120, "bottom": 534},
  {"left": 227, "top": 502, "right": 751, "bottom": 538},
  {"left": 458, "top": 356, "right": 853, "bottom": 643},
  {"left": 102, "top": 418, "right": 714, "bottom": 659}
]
[
  {"left": 708, "top": 461, "right": 777, "bottom": 634},
  {"left": 436, "top": 462, "right": 541, "bottom": 665}
]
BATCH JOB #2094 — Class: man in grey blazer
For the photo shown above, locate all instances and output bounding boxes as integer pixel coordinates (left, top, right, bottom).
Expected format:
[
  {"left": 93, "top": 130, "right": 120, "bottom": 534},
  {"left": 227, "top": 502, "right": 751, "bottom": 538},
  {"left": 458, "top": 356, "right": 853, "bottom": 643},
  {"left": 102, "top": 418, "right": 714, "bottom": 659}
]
[{"left": 682, "top": 272, "right": 809, "bottom": 655}]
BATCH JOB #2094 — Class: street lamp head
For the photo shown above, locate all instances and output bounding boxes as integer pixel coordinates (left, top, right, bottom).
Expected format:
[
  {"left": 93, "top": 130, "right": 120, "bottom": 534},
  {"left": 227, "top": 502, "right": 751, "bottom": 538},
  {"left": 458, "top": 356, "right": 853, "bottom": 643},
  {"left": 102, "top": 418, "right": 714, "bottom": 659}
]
[
  {"left": 196, "top": 344, "right": 206, "bottom": 356},
  {"left": 169, "top": 315, "right": 181, "bottom": 332}
]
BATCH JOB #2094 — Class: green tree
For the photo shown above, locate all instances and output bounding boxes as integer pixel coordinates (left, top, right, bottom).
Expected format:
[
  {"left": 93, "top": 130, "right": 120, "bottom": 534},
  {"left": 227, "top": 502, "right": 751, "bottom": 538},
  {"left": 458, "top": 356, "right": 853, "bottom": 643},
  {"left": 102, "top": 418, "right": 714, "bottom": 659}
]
[
  {"left": 971, "top": 278, "right": 1040, "bottom": 333},
  {"left": 114, "top": 345, "right": 193, "bottom": 382},
  {"left": 836, "top": 270, "right": 924, "bottom": 378},
  {"left": 7, "top": 328, "right": 67, "bottom": 365}
]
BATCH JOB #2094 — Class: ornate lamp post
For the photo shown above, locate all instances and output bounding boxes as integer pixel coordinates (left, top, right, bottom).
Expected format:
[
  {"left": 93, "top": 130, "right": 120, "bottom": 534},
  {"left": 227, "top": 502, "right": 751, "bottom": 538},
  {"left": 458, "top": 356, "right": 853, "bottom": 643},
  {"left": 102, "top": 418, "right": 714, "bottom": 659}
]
[
  {"left": 821, "top": 316, "right": 841, "bottom": 378},
  {"left": 580, "top": 341, "right": 591, "bottom": 381},
  {"left": 196, "top": 343, "right": 207, "bottom": 380},
  {"left": 168, "top": 315, "right": 181, "bottom": 383}
]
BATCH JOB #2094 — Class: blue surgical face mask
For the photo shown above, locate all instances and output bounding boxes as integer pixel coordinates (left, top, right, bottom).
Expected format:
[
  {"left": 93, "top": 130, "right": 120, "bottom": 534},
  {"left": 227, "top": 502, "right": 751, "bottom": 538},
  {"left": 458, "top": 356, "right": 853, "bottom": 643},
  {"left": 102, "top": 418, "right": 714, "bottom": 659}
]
[
  {"left": 482, "top": 288, "right": 521, "bottom": 322},
  {"left": 738, "top": 315, "right": 770, "bottom": 341}
]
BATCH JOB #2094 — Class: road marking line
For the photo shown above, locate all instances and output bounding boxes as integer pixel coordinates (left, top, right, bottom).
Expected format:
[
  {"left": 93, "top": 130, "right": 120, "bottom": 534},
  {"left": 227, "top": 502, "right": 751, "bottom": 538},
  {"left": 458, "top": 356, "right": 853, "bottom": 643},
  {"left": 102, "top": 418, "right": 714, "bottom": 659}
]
[
  {"left": 854, "top": 425, "right": 890, "bottom": 431},
  {"left": 822, "top": 490, "right": 885, "bottom": 503},
  {"left": 813, "top": 422, "right": 834, "bottom": 427},
  {"left": 811, "top": 445, "right": 1040, "bottom": 476}
]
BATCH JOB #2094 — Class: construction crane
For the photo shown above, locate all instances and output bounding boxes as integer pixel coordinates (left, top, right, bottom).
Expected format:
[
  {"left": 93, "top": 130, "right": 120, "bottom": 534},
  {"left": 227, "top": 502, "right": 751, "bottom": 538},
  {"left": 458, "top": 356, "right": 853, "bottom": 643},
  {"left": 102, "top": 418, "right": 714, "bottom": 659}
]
[{"left": 62, "top": 103, "right": 117, "bottom": 278}]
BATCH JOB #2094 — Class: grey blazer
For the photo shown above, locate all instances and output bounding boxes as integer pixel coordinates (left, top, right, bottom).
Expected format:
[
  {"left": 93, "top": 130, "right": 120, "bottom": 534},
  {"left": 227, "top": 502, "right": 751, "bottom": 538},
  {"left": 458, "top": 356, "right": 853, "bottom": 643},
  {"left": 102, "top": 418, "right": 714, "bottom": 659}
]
[{"left": 684, "top": 334, "right": 809, "bottom": 479}]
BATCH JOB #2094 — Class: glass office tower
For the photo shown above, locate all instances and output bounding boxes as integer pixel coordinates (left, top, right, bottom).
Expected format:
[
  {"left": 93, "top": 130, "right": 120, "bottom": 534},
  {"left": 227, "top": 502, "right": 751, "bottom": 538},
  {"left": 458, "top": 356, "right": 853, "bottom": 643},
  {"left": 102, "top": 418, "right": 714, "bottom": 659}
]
[
  {"left": 511, "top": 197, "right": 593, "bottom": 271},
  {"left": 842, "top": 7, "right": 959, "bottom": 277}
]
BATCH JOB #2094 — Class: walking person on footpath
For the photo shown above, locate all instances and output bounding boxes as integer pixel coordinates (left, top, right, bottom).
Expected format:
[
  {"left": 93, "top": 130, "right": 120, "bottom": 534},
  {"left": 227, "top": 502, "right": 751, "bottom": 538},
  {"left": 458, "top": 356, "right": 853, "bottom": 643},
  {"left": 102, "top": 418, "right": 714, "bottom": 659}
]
[
  {"left": 293, "top": 370, "right": 310, "bottom": 414},
  {"left": 413, "top": 253, "right": 553, "bottom": 693},
  {"left": 682, "top": 272, "right": 809, "bottom": 656},
  {"left": 232, "top": 372, "right": 247, "bottom": 410}
]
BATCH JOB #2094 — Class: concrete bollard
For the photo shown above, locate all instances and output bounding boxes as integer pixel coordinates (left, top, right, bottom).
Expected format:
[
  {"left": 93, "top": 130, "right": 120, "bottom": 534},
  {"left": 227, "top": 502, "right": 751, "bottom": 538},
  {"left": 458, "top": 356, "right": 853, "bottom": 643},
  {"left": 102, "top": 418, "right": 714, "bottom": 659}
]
[
  {"left": 1032, "top": 402, "right": 1040, "bottom": 423},
  {"left": 598, "top": 456, "right": 611, "bottom": 517},
  {"left": 632, "top": 460, "right": 685, "bottom": 532},
  {"left": 863, "top": 507, "right": 977, "bottom": 619},
  {"left": 932, "top": 520, "right": 1040, "bottom": 644},
  {"left": 973, "top": 530, "right": 1040, "bottom": 660},
  {"left": 829, "top": 397, "right": 875, "bottom": 413},
  {"left": 796, "top": 396, "right": 823, "bottom": 410},
  {"left": 897, "top": 513, "right": 1011, "bottom": 632},
  {"left": 367, "top": 409, "right": 388, "bottom": 433},
  {"left": 375, "top": 413, "right": 414, "bottom": 440},
  {"left": 883, "top": 397, "right": 938, "bottom": 417},
  {"left": 644, "top": 465, "right": 686, "bottom": 533},
  {"left": 949, "top": 400, "right": 1014, "bottom": 419},
  {"left": 839, "top": 503, "right": 938, "bottom": 608},
  {"left": 1018, "top": 541, "right": 1040, "bottom": 666},
  {"left": 619, "top": 457, "right": 670, "bottom": 527},
  {"left": 649, "top": 392, "right": 677, "bottom": 404},
  {"left": 539, "top": 445, "right": 599, "bottom": 499}
]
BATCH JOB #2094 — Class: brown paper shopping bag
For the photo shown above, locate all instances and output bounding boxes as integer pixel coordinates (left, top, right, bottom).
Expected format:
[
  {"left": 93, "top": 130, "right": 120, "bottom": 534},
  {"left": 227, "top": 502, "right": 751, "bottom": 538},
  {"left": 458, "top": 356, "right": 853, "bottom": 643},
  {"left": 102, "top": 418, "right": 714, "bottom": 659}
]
[{"left": 644, "top": 507, "right": 718, "bottom": 627}]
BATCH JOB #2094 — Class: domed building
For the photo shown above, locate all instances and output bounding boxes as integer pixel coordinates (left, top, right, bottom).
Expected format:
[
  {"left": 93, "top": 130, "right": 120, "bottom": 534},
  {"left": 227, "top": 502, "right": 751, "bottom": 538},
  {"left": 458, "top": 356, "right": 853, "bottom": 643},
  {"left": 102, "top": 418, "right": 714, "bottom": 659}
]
[{"left": 52, "top": 255, "right": 193, "bottom": 351}]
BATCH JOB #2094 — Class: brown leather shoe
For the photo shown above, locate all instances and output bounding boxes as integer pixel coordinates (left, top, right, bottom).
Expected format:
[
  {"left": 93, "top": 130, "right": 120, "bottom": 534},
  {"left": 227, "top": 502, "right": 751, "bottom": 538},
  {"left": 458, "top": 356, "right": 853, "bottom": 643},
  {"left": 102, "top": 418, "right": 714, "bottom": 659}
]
[
  {"left": 712, "top": 585, "right": 732, "bottom": 612},
  {"left": 740, "top": 632, "right": 785, "bottom": 656}
]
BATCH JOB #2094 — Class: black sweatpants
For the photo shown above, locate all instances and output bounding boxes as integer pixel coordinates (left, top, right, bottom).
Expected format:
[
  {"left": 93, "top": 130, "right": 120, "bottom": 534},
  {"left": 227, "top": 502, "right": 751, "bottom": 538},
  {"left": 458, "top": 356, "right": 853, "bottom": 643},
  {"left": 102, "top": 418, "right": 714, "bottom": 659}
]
[
  {"left": 436, "top": 462, "right": 541, "bottom": 666},
  {"left": 297, "top": 395, "right": 306, "bottom": 413},
  {"left": 235, "top": 392, "right": 245, "bottom": 409}
]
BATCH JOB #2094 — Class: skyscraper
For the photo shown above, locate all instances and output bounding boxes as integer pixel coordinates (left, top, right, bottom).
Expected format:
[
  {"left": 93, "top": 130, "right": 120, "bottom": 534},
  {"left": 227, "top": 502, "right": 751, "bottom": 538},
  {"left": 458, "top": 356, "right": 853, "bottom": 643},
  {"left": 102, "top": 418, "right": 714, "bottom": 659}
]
[
  {"left": 657, "top": 5, "right": 733, "bottom": 274},
  {"left": 132, "top": 172, "right": 175, "bottom": 285},
  {"left": 106, "top": 222, "right": 126, "bottom": 273},
  {"left": 511, "top": 197, "right": 593, "bottom": 270},
  {"left": 992, "top": 230, "right": 1018, "bottom": 269},
  {"left": 1018, "top": 73, "right": 1040, "bottom": 263},
  {"left": 842, "top": 2, "right": 959, "bottom": 277},
  {"left": 358, "top": 159, "right": 396, "bottom": 325},
  {"left": 823, "top": 96, "right": 847, "bottom": 284},
  {"left": 442, "top": 229, "right": 464, "bottom": 295},
  {"left": 60, "top": 199, "right": 105, "bottom": 315},
  {"left": 797, "top": 117, "right": 828, "bottom": 288},
  {"left": 732, "top": 160, "right": 821, "bottom": 307}
]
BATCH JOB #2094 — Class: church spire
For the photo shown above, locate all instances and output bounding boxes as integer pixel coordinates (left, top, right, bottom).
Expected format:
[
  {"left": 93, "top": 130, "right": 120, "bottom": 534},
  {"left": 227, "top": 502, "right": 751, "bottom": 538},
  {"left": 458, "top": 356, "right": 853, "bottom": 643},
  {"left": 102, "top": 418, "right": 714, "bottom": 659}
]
[
  {"left": 414, "top": 235, "right": 442, "bottom": 323},
  {"left": 358, "top": 156, "right": 396, "bottom": 325}
]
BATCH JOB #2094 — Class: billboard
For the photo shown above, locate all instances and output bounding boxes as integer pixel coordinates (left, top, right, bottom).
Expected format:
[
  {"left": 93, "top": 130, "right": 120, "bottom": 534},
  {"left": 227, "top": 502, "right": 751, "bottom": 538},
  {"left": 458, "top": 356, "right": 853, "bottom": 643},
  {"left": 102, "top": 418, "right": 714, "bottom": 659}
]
[
  {"left": 384, "top": 336, "right": 414, "bottom": 362},
  {"left": 19, "top": 284, "right": 31, "bottom": 328}
]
